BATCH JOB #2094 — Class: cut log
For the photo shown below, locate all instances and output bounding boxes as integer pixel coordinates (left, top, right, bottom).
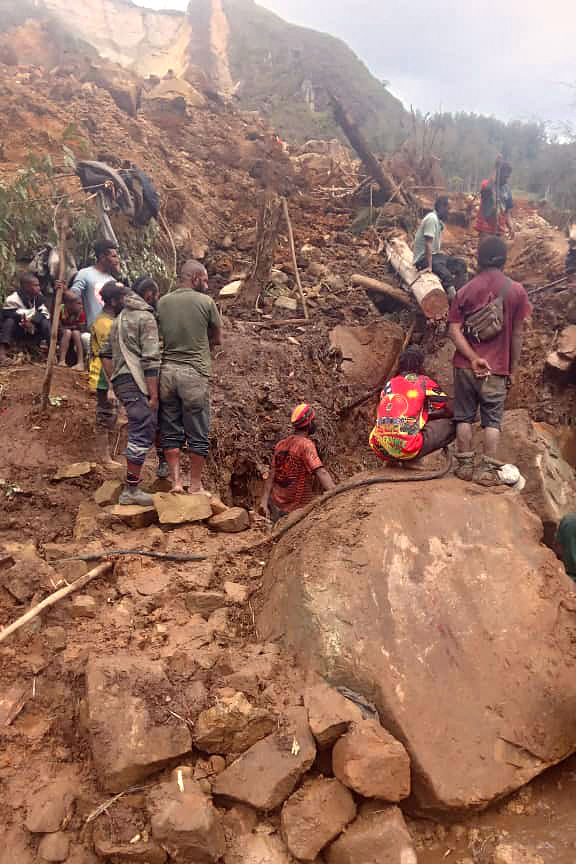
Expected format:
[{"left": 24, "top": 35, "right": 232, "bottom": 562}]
[
  {"left": 331, "top": 96, "right": 406, "bottom": 205},
  {"left": 350, "top": 274, "right": 414, "bottom": 309},
  {"left": 385, "top": 236, "right": 449, "bottom": 321},
  {"left": 546, "top": 325, "right": 576, "bottom": 371},
  {"left": 240, "top": 191, "right": 282, "bottom": 308}
]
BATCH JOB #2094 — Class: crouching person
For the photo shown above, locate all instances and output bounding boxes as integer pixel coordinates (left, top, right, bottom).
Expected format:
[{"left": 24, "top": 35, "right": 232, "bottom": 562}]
[
  {"left": 369, "top": 348, "right": 455, "bottom": 464},
  {"left": 100, "top": 277, "right": 160, "bottom": 506},
  {"left": 0, "top": 273, "right": 51, "bottom": 365}
]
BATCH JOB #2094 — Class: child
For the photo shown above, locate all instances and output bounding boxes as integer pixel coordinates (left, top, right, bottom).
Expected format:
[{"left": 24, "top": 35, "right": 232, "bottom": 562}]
[{"left": 59, "top": 295, "right": 86, "bottom": 371}]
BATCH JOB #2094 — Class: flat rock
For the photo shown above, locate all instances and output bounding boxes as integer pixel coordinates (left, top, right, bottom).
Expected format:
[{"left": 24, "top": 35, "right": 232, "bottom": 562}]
[
  {"left": 86, "top": 654, "right": 192, "bottom": 792},
  {"left": 220, "top": 280, "right": 244, "bottom": 298},
  {"left": 304, "top": 683, "right": 363, "bottom": 748},
  {"left": 70, "top": 594, "right": 99, "bottom": 619},
  {"left": 94, "top": 480, "right": 123, "bottom": 506},
  {"left": 332, "top": 720, "right": 410, "bottom": 801},
  {"left": 326, "top": 807, "right": 417, "bottom": 864},
  {"left": 154, "top": 493, "right": 212, "bottom": 526},
  {"left": 38, "top": 832, "right": 70, "bottom": 862},
  {"left": 107, "top": 505, "right": 159, "bottom": 530},
  {"left": 208, "top": 508, "right": 250, "bottom": 534},
  {"left": 26, "top": 780, "right": 76, "bottom": 832},
  {"left": 259, "top": 477, "right": 576, "bottom": 812},
  {"left": 93, "top": 824, "right": 167, "bottom": 862},
  {"left": 0, "top": 828, "right": 34, "bottom": 864},
  {"left": 281, "top": 777, "right": 356, "bottom": 860},
  {"left": 210, "top": 495, "right": 229, "bottom": 516},
  {"left": 0, "top": 683, "right": 28, "bottom": 727},
  {"left": 212, "top": 708, "right": 316, "bottom": 810},
  {"left": 491, "top": 843, "right": 544, "bottom": 864},
  {"left": 53, "top": 462, "right": 94, "bottom": 480},
  {"left": 148, "top": 769, "right": 225, "bottom": 862},
  {"left": 224, "top": 581, "right": 250, "bottom": 603},
  {"left": 274, "top": 296, "right": 298, "bottom": 312},
  {"left": 185, "top": 591, "right": 227, "bottom": 617},
  {"left": 193, "top": 691, "right": 276, "bottom": 754},
  {"left": 224, "top": 834, "right": 294, "bottom": 864}
]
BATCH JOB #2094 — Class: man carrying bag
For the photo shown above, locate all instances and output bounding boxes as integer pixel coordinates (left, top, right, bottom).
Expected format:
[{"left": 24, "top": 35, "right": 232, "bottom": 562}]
[{"left": 448, "top": 236, "right": 531, "bottom": 485}]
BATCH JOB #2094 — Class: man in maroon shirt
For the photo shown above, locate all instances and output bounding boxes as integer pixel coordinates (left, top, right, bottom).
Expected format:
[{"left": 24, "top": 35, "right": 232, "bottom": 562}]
[{"left": 448, "top": 236, "right": 532, "bottom": 485}]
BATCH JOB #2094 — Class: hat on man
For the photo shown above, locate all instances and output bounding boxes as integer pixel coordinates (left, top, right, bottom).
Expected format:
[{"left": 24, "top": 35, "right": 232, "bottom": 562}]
[{"left": 291, "top": 403, "right": 316, "bottom": 429}]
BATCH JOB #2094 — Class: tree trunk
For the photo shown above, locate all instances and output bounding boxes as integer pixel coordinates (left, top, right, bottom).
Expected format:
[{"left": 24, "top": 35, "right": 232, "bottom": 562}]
[
  {"left": 331, "top": 96, "right": 406, "bottom": 205},
  {"left": 240, "top": 191, "right": 282, "bottom": 308},
  {"left": 351, "top": 274, "right": 415, "bottom": 309},
  {"left": 385, "top": 236, "right": 449, "bottom": 321}
]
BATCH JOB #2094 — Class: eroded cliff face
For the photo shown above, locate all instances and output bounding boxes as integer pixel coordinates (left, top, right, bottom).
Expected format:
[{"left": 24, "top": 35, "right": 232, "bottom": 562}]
[{"left": 42, "top": 0, "right": 192, "bottom": 77}]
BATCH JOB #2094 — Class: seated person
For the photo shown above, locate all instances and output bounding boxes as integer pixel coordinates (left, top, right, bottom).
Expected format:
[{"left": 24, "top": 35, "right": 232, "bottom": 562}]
[
  {"left": 555, "top": 514, "right": 576, "bottom": 583},
  {"left": 59, "top": 294, "right": 86, "bottom": 371},
  {"left": 369, "top": 348, "right": 455, "bottom": 463},
  {"left": 260, "top": 403, "right": 336, "bottom": 524},
  {"left": 413, "top": 196, "right": 467, "bottom": 299},
  {"left": 0, "top": 272, "right": 51, "bottom": 365}
]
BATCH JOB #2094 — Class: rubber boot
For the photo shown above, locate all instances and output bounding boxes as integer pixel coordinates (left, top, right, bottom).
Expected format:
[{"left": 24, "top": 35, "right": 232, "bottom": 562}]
[
  {"left": 119, "top": 485, "right": 154, "bottom": 507},
  {"left": 476, "top": 456, "right": 506, "bottom": 487},
  {"left": 454, "top": 451, "right": 475, "bottom": 482}
]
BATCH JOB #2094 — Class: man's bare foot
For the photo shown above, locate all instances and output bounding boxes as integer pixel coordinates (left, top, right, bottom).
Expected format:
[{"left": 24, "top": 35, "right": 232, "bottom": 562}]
[
  {"left": 102, "top": 458, "right": 123, "bottom": 471},
  {"left": 72, "top": 363, "right": 85, "bottom": 372},
  {"left": 58, "top": 360, "right": 67, "bottom": 367}
]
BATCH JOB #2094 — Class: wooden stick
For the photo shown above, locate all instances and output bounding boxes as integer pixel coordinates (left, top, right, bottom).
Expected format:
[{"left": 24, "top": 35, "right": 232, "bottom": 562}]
[
  {"left": 159, "top": 211, "right": 178, "bottom": 290},
  {"left": 40, "top": 215, "right": 68, "bottom": 413},
  {"left": 245, "top": 318, "right": 312, "bottom": 329},
  {"left": 351, "top": 274, "right": 415, "bottom": 308},
  {"left": 282, "top": 198, "right": 309, "bottom": 320},
  {"left": 0, "top": 562, "right": 113, "bottom": 645}
]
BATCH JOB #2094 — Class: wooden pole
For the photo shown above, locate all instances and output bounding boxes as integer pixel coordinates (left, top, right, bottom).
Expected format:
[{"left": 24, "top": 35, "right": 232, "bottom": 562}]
[
  {"left": 0, "top": 562, "right": 113, "bottom": 645},
  {"left": 351, "top": 274, "right": 415, "bottom": 309},
  {"left": 282, "top": 198, "right": 309, "bottom": 321},
  {"left": 40, "top": 215, "right": 68, "bottom": 413}
]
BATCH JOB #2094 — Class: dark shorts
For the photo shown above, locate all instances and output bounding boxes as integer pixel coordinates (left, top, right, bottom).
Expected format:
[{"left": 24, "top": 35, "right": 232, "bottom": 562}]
[
  {"left": 159, "top": 362, "right": 211, "bottom": 457},
  {"left": 453, "top": 368, "right": 507, "bottom": 429},
  {"left": 419, "top": 419, "right": 456, "bottom": 457},
  {"left": 95, "top": 389, "right": 118, "bottom": 431},
  {"left": 113, "top": 374, "right": 157, "bottom": 465}
]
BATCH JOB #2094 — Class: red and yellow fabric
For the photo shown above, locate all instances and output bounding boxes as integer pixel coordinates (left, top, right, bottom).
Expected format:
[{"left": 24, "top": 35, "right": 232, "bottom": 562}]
[
  {"left": 369, "top": 373, "right": 447, "bottom": 461},
  {"left": 270, "top": 435, "right": 323, "bottom": 513}
]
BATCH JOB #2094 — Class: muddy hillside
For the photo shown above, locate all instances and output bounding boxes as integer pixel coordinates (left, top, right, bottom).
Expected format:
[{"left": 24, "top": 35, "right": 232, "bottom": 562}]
[{"left": 2, "top": 26, "right": 576, "bottom": 864}]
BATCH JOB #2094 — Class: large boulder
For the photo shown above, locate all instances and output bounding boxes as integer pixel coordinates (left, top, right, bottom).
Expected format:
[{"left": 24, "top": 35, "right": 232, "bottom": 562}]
[
  {"left": 494, "top": 409, "right": 576, "bottom": 545},
  {"left": 258, "top": 477, "right": 576, "bottom": 813}
]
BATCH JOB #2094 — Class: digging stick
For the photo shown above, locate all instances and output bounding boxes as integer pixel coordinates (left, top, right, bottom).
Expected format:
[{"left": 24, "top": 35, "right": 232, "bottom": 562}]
[
  {"left": 282, "top": 197, "right": 309, "bottom": 320},
  {"left": 40, "top": 214, "right": 68, "bottom": 413},
  {"left": 0, "top": 562, "right": 113, "bottom": 645}
]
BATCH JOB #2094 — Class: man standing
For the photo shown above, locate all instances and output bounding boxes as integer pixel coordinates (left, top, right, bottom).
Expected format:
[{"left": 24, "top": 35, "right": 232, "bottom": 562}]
[
  {"left": 261, "top": 404, "right": 336, "bottom": 524},
  {"left": 156, "top": 261, "right": 222, "bottom": 494},
  {"left": 448, "top": 236, "right": 531, "bottom": 486},
  {"left": 100, "top": 277, "right": 160, "bottom": 506},
  {"left": 68, "top": 240, "right": 122, "bottom": 329},
  {"left": 413, "top": 196, "right": 466, "bottom": 299},
  {"left": 0, "top": 273, "right": 51, "bottom": 364},
  {"left": 475, "top": 158, "right": 515, "bottom": 242},
  {"left": 369, "top": 348, "right": 454, "bottom": 464},
  {"left": 89, "top": 281, "right": 129, "bottom": 470}
]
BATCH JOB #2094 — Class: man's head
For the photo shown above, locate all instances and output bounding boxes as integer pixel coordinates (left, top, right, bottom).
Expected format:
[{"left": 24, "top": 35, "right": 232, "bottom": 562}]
[
  {"left": 132, "top": 276, "right": 159, "bottom": 309},
  {"left": 180, "top": 260, "right": 209, "bottom": 294},
  {"left": 19, "top": 272, "right": 41, "bottom": 298},
  {"left": 497, "top": 160, "right": 512, "bottom": 185},
  {"left": 435, "top": 196, "right": 450, "bottom": 221},
  {"left": 478, "top": 236, "right": 508, "bottom": 271},
  {"left": 398, "top": 347, "right": 425, "bottom": 376},
  {"left": 101, "top": 280, "right": 129, "bottom": 315},
  {"left": 94, "top": 240, "right": 121, "bottom": 277},
  {"left": 291, "top": 402, "right": 316, "bottom": 436}
]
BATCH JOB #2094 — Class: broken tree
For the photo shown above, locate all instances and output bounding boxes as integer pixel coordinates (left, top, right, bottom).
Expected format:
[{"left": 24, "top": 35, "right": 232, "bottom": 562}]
[
  {"left": 385, "top": 235, "right": 449, "bottom": 321},
  {"left": 240, "top": 191, "right": 282, "bottom": 308}
]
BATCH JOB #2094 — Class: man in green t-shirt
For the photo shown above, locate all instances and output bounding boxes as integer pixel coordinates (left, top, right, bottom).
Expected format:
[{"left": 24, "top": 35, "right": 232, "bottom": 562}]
[{"left": 156, "top": 260, "right": 222, "bottom": 493}]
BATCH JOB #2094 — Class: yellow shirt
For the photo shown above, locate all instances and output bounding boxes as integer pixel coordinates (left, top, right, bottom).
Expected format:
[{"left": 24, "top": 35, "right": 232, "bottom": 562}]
[{"left": 89, "top": 310, "right": 114, "bottom": 392}]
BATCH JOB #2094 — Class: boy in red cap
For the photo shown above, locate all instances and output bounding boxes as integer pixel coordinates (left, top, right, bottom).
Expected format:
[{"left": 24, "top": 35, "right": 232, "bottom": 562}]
[{"left": 260, "top": 403, "right": 336, "bottom": 524}]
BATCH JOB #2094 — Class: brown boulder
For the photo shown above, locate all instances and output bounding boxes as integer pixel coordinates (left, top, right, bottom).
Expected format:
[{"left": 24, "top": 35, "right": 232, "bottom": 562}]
[
  {"left": 281, "top": 778, "right": 356, "bottom": 860},
  {"left": 26, "top": 780, "right": 76, "bottom": 832},
  {"left": 154, "top": 493, "right": 212, "bottom": 526},
  {"left": 93, "top": 823, "right": 167, "bottom": 862},
  {"left": 329, "top": 322, "right": 404, "bottom": 389},
  {"left": 304, "top": 683, "right": 363, "bottom": 747},
  {"left": 224, "top": 834, "right": 294, "bottom": 864},
  {"left": 94, "top": 480, "right": 123, "bottom": 506},
  {"left": 86, "top": 655, "right": 192, "bottom": 792},
  {"left": 38, "top": 832, "right": 70, "bottom": 862},
  {"left": 259, "top": 478, "right": 576, "bottom": 812},
  {"left": 107, "top": 504, "right": 159, "bottom": 530},
  {"left": 208, "top": 508, "right": 250, "bottom": 533},
  {"left": 148, "top": 769, "right": 225, "bottom": 862},
  {"left": 326, "top": 807, "right": 417, "bottom": 864},
  {"left": 332, "top": 720, "right": 410, "bottom": 801},
  {"left": 212, "top": 708, "right": 316, "bottom": 810},
  {"left": 194, "top": 692, "right": 276, "bottom": 754}
]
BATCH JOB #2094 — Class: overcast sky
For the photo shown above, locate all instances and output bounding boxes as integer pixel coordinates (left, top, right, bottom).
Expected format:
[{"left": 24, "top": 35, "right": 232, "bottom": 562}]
[{"left": 137, "top": 0, "right": 576, "bottom": 126}]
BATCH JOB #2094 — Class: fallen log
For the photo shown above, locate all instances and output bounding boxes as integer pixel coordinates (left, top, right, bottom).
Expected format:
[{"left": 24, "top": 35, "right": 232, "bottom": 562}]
[
  {"left": 385, "top": 236, "right": 449, "bottom": 321},
  {"left": 330, "top": 96, "right": 406, "bottom": 205},
  {"left": 0, "top": 562, "right": 113, "bottom": 645},
  {"left": 351, "top": 274, "right": 415, "bottom": 309}
]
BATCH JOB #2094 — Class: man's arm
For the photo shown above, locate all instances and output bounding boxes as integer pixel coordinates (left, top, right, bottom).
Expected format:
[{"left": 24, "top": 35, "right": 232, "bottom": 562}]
[
  {"left": 209, "top": 325, "right": 222, "bottom": 348},
  {"left": 139, "top": 316, "right": 161, "bottom": 409},
  {"left": 448, "top": 322, "right": 491, "bottom": 378},
  {"left": 64, "top": 274, "right": 84, "bottom": 305},
  {"left": 315, "top": 467, "right": 336, "bottom": 492}
]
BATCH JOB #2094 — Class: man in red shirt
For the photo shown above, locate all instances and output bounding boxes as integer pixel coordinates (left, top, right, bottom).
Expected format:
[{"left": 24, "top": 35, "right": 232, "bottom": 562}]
[
  {"left": 449, "top": 236, "right": 532, "bottom": 485},
  {"left": 370, "top": 348, "right": 454, "bottom": 463},
  {"left": 261, "top": 403, "right": 336, "bottom": 524},
  {"left": 475, "top": 158, "right": 515, "bottom": 242}
]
